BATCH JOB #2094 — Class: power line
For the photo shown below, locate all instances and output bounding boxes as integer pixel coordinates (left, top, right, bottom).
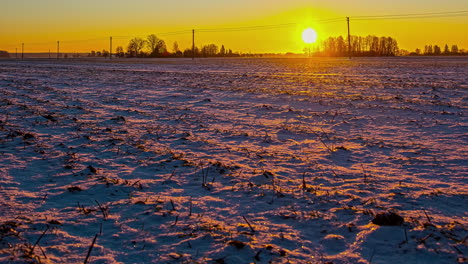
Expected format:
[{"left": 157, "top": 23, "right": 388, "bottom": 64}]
[
  {"left": 3, "top": 10, "right": 466, "bottom": 54},
  {"left": 113, "top": 30, "right": 192, "bottom": 39},
  {"left": 198, "top": 23, "right": 297, "bottom": 33},
  {"left": 159, "top": 30, "right": 193, "bottom": 36},
  {"left": 352, "top": 10, "right": 468, "bottom": 21},
  {"left": 353, "top": 10, "right": 468, "bottom": 18},
  {"left": 27, "top": 37, "right": 108, "bottom": 46},
  {"left": 197, "top": 18, "right": 345, "bottom": 33},
  {"left": 61, "top": 37, "right": 108, "bottom": 43},
  {"left": 354, "top": 14, "right": 468, "bottom": 21}
]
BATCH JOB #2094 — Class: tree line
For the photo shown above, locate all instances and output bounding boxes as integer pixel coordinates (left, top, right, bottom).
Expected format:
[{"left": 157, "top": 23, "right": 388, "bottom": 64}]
[
  {"left": 0, "top": 50, "right": 9, "bottom": 58},
  {"left": 3, "top": 34, "right": 465, "bottom": 58},
  {"left": 307, "top": 35, "right": 467, "bottom": 57},
  {"left": 408, "top": 44, "right": 466, "bottom": 56},
  {"left": 313, "top": 35, "right": 400, "bottom": 57},
  {"left": 89, "top": 34, "right": 241, "bottom": 58}
]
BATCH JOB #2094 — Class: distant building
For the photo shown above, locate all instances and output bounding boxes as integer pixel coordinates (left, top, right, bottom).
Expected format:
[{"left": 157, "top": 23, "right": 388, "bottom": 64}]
[{"left": 0, "top": 50, "right": 9, "bottom": 58}]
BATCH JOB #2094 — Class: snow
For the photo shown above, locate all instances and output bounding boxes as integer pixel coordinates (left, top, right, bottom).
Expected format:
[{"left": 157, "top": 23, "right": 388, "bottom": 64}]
[{"left": 0, "top": 57, "right": 466, "bottom": 263}]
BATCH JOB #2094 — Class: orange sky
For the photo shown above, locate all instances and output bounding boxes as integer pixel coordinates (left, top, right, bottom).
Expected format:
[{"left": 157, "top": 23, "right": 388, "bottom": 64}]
[{"left": 1, "top": 0, "right": 467, "bottom": 53}]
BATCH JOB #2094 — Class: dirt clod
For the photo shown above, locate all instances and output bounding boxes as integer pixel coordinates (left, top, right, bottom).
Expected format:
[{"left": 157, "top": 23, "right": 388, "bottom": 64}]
[{"left": 372, "top": 211, "right": 404, "bottom": 226}]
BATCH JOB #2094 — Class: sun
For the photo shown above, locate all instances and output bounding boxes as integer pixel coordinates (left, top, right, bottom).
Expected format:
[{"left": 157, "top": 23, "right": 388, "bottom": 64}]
[{"left": 302, "top": 28, "right": 318, "bottom": 44}]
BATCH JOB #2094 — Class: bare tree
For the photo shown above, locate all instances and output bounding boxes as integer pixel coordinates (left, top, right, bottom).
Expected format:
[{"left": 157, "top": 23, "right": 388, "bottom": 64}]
[
  {"left": 433, "top": 45, "right": 441, "bottom": 55},
  {"left": 173, "top": 41, "right": 179, "bottom": 53},
  {"left": 319, "top": 35, "right": 399, "bottom": 57},
  {"left": 201, "top": 44, "right": 218, "bottom": 57},
  {"left": 219, "top": 45, "right": 225, "bottom": 56},
  {"left": 147, "top": 34, "right": 159, "bottom": 55},
  {"left": 424, "top": 45, "right": 433, "bottom": 55},
  {"left": 146, "top": 34, "right": 166, "bottom": 57},
  {"left": 336, "top": 36, "right": 346, "bottom": 56},
  {"left": 157, "top": 40, "right": 166, "bottom": 55},
  {"left": 443, "top": 44, "right": 450, "bottom": 55},
  {"left": 115, "top": 46, "right": 124, "bottom": 57},
  {"left": 127, "top": 37, "right": 146, "bottom": 57},
  {"left": 416, "top": 44, "right": 464, "bottom": 56}
]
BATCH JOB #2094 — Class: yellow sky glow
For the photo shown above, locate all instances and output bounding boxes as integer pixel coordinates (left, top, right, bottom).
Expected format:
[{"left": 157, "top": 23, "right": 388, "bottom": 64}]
[{"left": 1, "top": 1, "right": 467, "bottom": 53}]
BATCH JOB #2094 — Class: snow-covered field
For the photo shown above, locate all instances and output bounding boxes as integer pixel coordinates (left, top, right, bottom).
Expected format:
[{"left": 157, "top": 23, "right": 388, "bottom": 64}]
[{"left": 0, "top": 57, "right": 466, "bottom": 264}]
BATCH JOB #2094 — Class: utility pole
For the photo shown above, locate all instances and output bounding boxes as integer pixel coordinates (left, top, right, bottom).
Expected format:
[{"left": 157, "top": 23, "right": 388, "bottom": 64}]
[
  {"left": 16, "top": 48, "right": 17, "bottom": 59},
  {"left": 21, "top": 43, "right": 24, "bottom": 60},
  {"left": 192, "top": 29, "right": 195, "bottom": 60},
  {"left": 57, "top": 41, "right": 60, "bottom": 60},
  {"left": 110, "top": 36, "right": 112, "bottom": 60},
  {"left": 347, "top": 17, "right": 352, "bottom": 59}
]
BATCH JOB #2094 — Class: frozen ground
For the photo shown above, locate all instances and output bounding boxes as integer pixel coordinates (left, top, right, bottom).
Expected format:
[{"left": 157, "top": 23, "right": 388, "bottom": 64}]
[{"left": 0, "top": 57, "right": 466, "bottom": 263}]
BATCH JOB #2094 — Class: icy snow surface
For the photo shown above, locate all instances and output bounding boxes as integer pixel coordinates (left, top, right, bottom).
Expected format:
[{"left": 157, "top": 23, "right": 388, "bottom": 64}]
[{"left": 0, "top": 57, "right": 466, "bottom": 263}]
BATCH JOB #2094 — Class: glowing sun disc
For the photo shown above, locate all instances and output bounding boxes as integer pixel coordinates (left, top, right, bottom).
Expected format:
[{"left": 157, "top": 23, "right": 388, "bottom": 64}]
[{"left": 302, "top": 28, "right": 317, "bottom": 44}]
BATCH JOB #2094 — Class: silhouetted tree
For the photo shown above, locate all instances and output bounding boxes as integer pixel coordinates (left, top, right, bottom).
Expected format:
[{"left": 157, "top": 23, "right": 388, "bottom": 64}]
[
  {"left": 388, "top": 37, "right": 399, "bottom": 56},
  {"left": 147, "top": 34, "right": 159, "bottom": 55},
  {"left": 443, "top": 44, "right": 450, "bottom": 55},
  {"left": 115, "top": 46, "right": 125, "bottom": 57},
  {"left": 424, "top": 45, "right": 433, "bottom": 55},
  {"left": 157, "top": 40, "right": 167, "bottom": 55},
  {"left": 322, "top": 37, "right": 336, "bottom": 56},
  {"left": 336, "top": 36, "right": 346, "bottom": 56},
  {"left": 398, "top": 49, "right": 410, "bottom": 56},
  {"left": 319, "top": 35, "right": 398, "bottom": 57},
  {"left": 201, "top": 44, "right": 218, "bottom": 57},
  {"left": 102, "top": 50, "right": 109, "bottom": 58},
  {"left": 351, "top": 36, "right": 362, "bottom": 55},
  {"left": 433, "top": 45, "right": 441, "bottom": 55},
  {"left": 379, "top": 36, "right": 387, "bottom": 55},
  {"left": 183, "top": 46, "right": 200, "bottom": 57},
  {"left": 369, "top": 35, "right": 379, "bottom": 55},
  {"left": 146, "top": 34, "right": 166, "bottom": 57},
  {"left": 220, "top": 45, "right": 226, "bottom": 56},
  {"left": 414, "top": 43, "right": 467, "bottom": 56},
  {"left": 173, "top": 41, "right": 179, "bottom": 53},
  {"left": 127, "top": 37, "right": 146, "bottom": 57},
  {"left": 171, "top": 42, "right": 182, "bottom": 57}
]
